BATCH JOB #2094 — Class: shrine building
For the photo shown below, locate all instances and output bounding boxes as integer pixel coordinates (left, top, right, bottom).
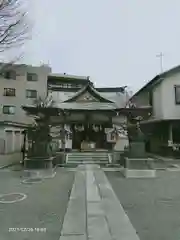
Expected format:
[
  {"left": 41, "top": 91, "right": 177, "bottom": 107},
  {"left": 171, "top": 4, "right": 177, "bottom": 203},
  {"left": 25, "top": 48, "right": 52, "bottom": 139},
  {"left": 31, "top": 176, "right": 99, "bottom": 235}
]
[{"left": 22, "top": 73, "right": 151, "bottom": 152}]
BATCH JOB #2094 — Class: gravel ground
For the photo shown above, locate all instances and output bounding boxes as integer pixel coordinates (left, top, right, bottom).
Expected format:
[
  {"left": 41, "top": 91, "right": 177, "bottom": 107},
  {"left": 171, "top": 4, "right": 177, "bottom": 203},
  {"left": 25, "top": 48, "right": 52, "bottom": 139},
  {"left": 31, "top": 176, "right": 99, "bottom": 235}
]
[
  {"left": 106, "top": 170, "right": 180, "bottom": 240},
  {"left": 0, "top": 167, "right": 74, "bottom": 240}
]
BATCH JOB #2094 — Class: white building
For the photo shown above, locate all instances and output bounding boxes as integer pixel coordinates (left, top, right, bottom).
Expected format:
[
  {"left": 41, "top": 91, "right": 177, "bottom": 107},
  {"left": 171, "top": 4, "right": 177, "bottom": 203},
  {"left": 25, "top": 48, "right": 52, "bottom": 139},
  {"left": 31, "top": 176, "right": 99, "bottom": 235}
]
[
  {"left": 130, "top": 65, "right": 180, "bottom": 155},
  {"left": 0, "top": 63, "right": 51, "bottom": 154}
]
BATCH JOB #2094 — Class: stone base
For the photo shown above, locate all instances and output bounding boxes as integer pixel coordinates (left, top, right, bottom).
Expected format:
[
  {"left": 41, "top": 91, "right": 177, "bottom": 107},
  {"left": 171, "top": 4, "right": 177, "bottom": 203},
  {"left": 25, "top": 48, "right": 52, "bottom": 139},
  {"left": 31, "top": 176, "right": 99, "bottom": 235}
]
[
  {"left": 123, "top": 168, "right": 156, "bottom": 178},
  {"left": 23, "top": 170, "right": 41, "bottom": 179},
  {"left": 124, "top": 157, "right": 154, "bottom": 169},
  {"left": 24, "top": 157, "right": 53, "bottom": 169},
  {"left": 23, "top": 167, "right": 55, "bottom": 179},
  {"left": 128, "top": 142, "right": 146, "bottom": 158}
]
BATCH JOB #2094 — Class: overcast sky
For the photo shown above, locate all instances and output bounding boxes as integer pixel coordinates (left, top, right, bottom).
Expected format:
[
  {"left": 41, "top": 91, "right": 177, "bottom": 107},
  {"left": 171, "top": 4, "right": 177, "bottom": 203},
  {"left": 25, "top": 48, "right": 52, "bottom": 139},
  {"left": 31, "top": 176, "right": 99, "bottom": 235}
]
[{"left": 23, "top": 0, "right": 180, "bottom": 92}]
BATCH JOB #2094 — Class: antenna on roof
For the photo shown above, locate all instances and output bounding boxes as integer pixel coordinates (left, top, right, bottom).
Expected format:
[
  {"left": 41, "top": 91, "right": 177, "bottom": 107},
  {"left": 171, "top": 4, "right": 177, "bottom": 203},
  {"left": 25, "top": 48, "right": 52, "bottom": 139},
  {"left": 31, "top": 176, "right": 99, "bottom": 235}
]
[{"left": 156, "top": 52, "right": 164, "bottom": 73}]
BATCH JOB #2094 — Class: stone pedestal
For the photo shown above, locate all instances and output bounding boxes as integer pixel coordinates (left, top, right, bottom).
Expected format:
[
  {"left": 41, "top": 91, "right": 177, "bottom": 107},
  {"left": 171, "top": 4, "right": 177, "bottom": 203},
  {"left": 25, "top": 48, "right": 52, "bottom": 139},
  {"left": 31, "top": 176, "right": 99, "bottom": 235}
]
[
  {"left": 123, "top": 157, "right": 156, "bottom": 178},
  {"left": 120, "top": 134, "right": 156, "bottom": 177},
  {"left": 24, "top": 157, "right": 53, "bottom": 169},
  {"left": 128, "top": 142, "right": 146, "bottom": 158}
]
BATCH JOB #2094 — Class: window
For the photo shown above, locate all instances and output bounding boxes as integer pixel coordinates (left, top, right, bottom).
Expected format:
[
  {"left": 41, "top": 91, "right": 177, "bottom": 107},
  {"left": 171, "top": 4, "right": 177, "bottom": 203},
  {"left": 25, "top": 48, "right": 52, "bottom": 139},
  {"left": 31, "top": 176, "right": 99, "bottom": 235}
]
[
  {"left": 174, "top": 85, "right": 180, "bottom": 104},
  {"left": 3, "top": 70, "right": 16, "bottom": 80},
  {"left": 4, "top": 88, "right": 16, "bottom": 96},
  {"left": 3, "top": 106, "right": 15, "bottom": 115},
  {"left": 27, "top": 73, "right": 38, "bottom": 81},
  {"left": 26, "top": 90, "right": 37, "bottom": 98}
]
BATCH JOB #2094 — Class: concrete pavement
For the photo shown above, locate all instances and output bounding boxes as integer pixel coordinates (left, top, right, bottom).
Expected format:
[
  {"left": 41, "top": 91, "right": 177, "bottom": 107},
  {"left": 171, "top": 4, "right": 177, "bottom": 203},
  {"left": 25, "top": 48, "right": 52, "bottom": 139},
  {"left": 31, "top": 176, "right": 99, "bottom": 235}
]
[
  {"left": 59, "top": 164, "right": 140, "bottom": 240},
  {"left": 0, "top": 168, "right": 75, "bottom": 240}
]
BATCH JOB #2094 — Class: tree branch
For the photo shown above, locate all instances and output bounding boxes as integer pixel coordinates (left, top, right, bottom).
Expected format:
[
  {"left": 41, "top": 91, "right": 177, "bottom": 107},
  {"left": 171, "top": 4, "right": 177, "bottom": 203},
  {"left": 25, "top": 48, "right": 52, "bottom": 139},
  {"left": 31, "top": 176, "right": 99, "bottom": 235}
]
[{"left": 0, "top": 0, "right": 31, "bottom": 52}]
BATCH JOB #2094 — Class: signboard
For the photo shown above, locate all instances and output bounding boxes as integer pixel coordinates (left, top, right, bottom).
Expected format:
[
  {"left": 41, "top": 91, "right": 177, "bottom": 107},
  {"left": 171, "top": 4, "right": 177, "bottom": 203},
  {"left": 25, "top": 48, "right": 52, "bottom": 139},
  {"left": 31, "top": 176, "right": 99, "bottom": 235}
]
[{"left": 168, "top": 140, "right": 173, "bottom": 147}]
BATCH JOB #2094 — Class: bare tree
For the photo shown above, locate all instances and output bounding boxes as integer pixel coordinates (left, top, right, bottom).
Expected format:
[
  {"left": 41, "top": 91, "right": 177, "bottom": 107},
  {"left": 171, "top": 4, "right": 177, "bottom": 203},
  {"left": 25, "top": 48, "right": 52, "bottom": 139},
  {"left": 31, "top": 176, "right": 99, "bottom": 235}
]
[
  {"left": 0, "top": 0, "right": 30, "bottom": 52},
  {"left": 0, "top": 0, "right": 31, "bottom": 74},
  {"left": 33, "top": 96, "right": 55, "bottom": 108}
]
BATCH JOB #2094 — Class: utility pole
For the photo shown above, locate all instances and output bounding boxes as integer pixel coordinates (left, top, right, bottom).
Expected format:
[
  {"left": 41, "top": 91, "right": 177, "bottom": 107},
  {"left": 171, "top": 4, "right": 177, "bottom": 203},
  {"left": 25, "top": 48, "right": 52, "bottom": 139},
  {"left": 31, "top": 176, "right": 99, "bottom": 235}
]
[{"left": 156, "top": 52, "right": 164, "bottom": 73}]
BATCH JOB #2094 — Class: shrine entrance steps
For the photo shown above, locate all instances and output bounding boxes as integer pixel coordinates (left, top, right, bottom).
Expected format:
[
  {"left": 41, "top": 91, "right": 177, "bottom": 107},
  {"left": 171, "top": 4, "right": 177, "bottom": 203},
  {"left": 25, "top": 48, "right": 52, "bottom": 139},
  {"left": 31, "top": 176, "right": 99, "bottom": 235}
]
[{"left": 66, "top": 151, "right": 111, "bottom": 165}]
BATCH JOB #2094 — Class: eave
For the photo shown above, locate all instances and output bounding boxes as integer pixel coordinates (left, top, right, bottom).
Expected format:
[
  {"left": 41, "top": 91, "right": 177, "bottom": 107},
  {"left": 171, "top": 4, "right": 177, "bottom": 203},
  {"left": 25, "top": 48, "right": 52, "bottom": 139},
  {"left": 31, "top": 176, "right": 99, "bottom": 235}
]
[{"left": 22, "top": 105, "right": 152, "bottom": 119}]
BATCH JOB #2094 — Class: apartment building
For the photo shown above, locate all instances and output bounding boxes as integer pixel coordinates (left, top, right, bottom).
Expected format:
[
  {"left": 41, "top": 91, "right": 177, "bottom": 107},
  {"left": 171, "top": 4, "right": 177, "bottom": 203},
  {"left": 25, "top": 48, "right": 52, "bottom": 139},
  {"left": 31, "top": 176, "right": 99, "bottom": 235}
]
[{"left": 0, "top": 63, "right": 51, "bottom": 154}]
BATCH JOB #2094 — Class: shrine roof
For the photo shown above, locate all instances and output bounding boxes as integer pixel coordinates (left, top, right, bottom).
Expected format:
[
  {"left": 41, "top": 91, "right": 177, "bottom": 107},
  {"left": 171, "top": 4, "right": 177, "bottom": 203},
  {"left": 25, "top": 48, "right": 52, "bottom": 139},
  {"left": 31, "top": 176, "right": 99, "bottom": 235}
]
[
  {"left": 63, "top": 83, "right": 113, "bottom": 103},
  {"left": 53, "top": 102, "right": 118, "bottom": 110},
  {"left": 50, "top": 84, "right": 128, "bottom": 108},
  {"left": 22, "top": 103, "right": 151, "bottom": 117}
]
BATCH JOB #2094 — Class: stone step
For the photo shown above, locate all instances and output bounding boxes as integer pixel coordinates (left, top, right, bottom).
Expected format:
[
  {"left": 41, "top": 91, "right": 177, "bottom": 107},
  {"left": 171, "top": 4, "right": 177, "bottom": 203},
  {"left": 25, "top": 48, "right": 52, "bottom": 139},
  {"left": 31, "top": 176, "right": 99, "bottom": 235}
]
[
  {"left": 66, "top": 161, "right": 108, "bottom": 164},
  {"left": 69, "top": 152, "right": 108, "bottom": 155},
  {"left": 67, "top": 152, "right": 111, "bottom": 155},
  {"left": 68, "top": 154, "right": 108, "bottom": 158},
  {"left": 67, "top": 157, "right": 109, "bottom": 160},
  {"left": 67, "top": 159, "right": 109, "bottom": 162},
  {"left": 66, "top": 153, "right": 110, "bottom": 164},
  {"left": 67, "top": 154, "right": 109, "bottom": 157}
]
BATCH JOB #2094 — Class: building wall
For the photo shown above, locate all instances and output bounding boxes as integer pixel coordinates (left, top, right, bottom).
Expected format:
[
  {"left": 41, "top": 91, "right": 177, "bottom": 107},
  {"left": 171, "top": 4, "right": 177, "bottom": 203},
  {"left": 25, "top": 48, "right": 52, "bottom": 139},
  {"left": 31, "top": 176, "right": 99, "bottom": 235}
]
[
  {"left": 0, "top": 64, "right": 51, "bottom": 124},
  {"left": 0, "top": 152, "right": 22, "bottom": 168},
  {"left": 112, "top": 115, "right": 127, "bottom": 125},
  {"left": 161, "top": 73, "right": 180, "bottom": 119},
  {"left": 49, "top": 91, "right": 75, "bottom": 102},
  {"left": 132, "top": 73, "right": 180, "bottom": 120},
  {"left": 131, "top": 90, "right": 150, "bottom": 107},
  {"left": 152, "top": 84, "right": 163, "bottom": 119},
  {"left": 3, "top": 127, "right": 24, "bottom": 153},
  {"left": 0, "top": 125, "right": 25, "bottom": 167}
]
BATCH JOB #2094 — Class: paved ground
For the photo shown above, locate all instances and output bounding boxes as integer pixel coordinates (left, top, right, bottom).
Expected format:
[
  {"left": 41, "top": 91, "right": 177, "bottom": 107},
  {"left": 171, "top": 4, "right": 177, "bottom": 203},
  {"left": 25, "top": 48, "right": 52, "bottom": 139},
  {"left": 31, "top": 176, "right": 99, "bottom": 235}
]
[
  {"left": 59, "top": 164, "right": 140, "bottom": 240},
  {"left": 106, "top": 170, "right": 180, "bottom": 240},
  {"left": 1, "top": 163, "right": 180, "bottom": 240},
  {"left": 0, "top": 168, "right": 74, "bottom": 240}
]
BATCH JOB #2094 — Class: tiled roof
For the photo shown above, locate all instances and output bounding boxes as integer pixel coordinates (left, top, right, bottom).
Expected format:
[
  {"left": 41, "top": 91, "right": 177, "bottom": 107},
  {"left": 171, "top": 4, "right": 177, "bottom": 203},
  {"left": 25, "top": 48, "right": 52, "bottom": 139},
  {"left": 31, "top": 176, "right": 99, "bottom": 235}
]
[
  {"left": 54, "top": 102, "right": 118, "bottom": 110},
  {"left": 50, "top": 90, "right": 128, "bottom": 108},
  {"left": 100, "top": 92, "right": 128, "bottom": 108},
  {"left": 63, "top": 84, "right": 113, "bottom": 103},
  {"left": 46, "top": 82, "right": 130, "bottom": 110}
]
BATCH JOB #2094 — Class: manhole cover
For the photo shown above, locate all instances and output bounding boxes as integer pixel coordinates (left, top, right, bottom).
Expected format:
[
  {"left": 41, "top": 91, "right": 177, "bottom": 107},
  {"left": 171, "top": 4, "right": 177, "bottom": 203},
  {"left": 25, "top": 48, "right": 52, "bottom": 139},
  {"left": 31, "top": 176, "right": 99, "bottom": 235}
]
[
  {"left": 22, "top": 178, "right": 42, "bottom": 184},
  {"left": 0, "top": 193, "right": 27, "bottom": 203}
]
